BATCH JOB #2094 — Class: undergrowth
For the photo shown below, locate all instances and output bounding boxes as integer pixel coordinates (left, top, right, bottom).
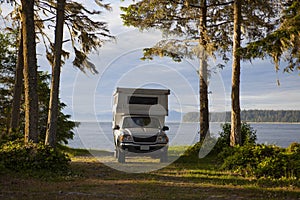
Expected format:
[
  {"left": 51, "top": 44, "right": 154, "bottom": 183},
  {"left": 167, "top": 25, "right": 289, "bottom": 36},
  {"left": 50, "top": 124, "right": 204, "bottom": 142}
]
[
  {"left": 0, "top": 139, "right": 70, "bottom": 174},
  {"left": 179, "top": 122, "right": 300, "bottom": 181}
]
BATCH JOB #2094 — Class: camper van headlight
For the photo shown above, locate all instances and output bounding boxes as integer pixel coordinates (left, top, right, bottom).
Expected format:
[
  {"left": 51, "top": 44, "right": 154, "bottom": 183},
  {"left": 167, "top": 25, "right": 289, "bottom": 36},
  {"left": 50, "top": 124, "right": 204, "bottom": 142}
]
[
  {"left": 157, "top": 134, "right": 169, "bottom": 143},
  {"left": 119, "top": 134, "right": 133, "bottom": 142}
]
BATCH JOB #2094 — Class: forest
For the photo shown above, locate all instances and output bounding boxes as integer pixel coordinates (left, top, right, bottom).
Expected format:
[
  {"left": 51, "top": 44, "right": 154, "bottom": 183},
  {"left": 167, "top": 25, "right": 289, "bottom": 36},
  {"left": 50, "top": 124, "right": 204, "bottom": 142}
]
[{"left": 183, "top": 110, "right": 300, "bottom": 123}]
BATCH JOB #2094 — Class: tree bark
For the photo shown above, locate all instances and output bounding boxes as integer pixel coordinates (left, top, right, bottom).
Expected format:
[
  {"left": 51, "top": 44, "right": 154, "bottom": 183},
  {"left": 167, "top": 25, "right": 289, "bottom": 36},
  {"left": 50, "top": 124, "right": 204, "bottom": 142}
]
[
  {"left": 199, "top": 0, "right": 210, "bottom": 142},
  {"left": 230, "top": 0, "right": 242, "bottom": 146},
  {"left": 21, "top": 0, "right": 39, "bottom": 143},
  {"left": 9, "top": 30, "right": 24, "bottom": 133},
  {"left": 45, "top": 0, "right": 66, "bottom": 147}
]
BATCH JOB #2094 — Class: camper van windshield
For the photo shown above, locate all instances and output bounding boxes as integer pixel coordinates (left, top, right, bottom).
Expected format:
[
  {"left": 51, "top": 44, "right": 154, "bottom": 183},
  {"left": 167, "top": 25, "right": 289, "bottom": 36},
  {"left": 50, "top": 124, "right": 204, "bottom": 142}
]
[{"left": 122, "top": 117, "right": 160, "bottom": 128}]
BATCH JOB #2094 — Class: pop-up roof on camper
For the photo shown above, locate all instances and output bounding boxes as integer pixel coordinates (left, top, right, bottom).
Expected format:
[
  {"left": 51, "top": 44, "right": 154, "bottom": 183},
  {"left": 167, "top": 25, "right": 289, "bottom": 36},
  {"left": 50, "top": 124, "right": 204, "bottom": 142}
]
[{"left": 113, "top": 87, "right": 170, "bottom": 116}]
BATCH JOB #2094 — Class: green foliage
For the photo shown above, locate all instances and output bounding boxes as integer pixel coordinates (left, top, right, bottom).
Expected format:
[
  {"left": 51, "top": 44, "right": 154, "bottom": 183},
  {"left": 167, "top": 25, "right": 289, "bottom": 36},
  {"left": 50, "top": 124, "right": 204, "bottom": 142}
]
[
  {"left": 182, "top": 122, "right": 257, "bottom": 159},
  {"left": 121, "top": 0, "right": 280, "bottom": 63},
  {"left": 216, "top": 129, "right": 300, "bottom": 179},
  {"left": 0, "top": 31, "right": 17, "bottom": 133},
  {"left": 182, "top": 137, "right": 218, "bottom": 159},
  {"left": 4, "top": 1, "right": 114, "bottom": 73},
  {"left": 217, "top": 122, "right": 257, "bottom": 149},
  {"left": 43, "top": 0, "right": 114, "bottom": 73},
  {"left": 8, "top": 71, "right": 76, "bottom": 145},
  {"left": 56, "top": 110, "right": 76, "bottom": 144},
  {"left": 243, "top": 1, "right": 300, "bottom": 72},
  {"left": 121, "top": 0, "right": 231, "bottom": 61},
  {"left": 287, "top": 142, "right": 300, "bottom": 153},
  {"left": 220, "top": 143, "right": 300, "bottom": 179},
  {"left": 0, "top": 30, "right": 76, "bottom": 144},
  {"left": 0, "top": 140, "right": 70, "bottom": 172},
  {"left": 0, "top": 131, "right": 23, "bottom": 146}
]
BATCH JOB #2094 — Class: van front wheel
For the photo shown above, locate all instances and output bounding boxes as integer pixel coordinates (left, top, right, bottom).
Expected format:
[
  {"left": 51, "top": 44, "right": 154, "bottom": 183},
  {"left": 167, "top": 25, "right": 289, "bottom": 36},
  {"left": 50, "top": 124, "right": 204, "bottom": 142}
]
[
  {"left": 160, "top": 151, "right": 168, "bottom": 163},
  {"left": 117, "top": 148, "right": 125, "bottom": 163}
]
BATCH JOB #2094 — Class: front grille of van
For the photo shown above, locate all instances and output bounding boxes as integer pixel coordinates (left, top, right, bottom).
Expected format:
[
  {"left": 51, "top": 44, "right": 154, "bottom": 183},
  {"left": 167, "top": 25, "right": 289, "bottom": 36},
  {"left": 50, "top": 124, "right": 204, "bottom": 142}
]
[{"left": 133, "top": 135, "right": 157, "bottom": 143}]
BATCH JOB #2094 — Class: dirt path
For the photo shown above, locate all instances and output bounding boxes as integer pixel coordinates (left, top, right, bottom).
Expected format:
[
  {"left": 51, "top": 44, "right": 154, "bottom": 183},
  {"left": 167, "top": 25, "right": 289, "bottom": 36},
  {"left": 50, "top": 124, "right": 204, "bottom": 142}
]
[{"left": 0, "top": 155, "right": 299, "bottom": 200}]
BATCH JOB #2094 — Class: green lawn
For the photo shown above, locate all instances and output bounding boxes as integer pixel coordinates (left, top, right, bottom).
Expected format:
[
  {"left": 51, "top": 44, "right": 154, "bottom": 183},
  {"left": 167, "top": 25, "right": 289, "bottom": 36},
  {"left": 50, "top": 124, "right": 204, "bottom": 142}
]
[{"left": 0, "top": 147, "right": 299, "bottom": 200}]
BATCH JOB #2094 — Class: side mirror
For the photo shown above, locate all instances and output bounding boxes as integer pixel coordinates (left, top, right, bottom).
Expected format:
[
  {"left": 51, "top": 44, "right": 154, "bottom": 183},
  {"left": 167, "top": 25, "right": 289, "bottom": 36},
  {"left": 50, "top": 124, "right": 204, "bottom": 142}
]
[
  {"left": 162, "top": 126, "right": 169, "bottom": 131},
  {"left": 113, "top": 125, "right": 120, "bottom": 130}
]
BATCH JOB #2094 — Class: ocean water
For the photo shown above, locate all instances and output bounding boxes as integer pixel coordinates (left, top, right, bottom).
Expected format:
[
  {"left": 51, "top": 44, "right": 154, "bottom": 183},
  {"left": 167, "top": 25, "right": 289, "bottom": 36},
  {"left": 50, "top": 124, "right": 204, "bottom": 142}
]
[{"left": 67, "top": 122, "right": 300, "bottom": 151}]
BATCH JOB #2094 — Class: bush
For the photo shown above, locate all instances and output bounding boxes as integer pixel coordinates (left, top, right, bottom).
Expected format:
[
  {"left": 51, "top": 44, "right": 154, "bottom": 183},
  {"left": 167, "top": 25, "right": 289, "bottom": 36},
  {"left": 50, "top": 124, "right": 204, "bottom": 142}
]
[
  {"left": 0, "top": 131, "right": 23, "bottom": 146},
  {"left": 216, "top": 122, "right": 256, "bottom": 151},
  {"left": 0, "top": 139, "right": 70, "bottom": 172},
  {"left": 220, "top": 143, "right": 300, "bottom": 179},
  {"left": 182, "top": 137, "right": 218, "bottom": 159},
  {"left": 285, "top": 142, "right": 300, "bottom": 178},
  {"left": 287, "top": 142, "right": 300, "bottom": 153},
  {"left": 183, "top": 122, "right": 257, "bottom": 158}
]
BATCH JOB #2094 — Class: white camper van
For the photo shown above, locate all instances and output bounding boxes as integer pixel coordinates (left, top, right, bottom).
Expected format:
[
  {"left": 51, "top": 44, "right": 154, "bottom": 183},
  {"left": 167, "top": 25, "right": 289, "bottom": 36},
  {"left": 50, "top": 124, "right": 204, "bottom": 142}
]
[{"left": 112, "top": 87, "right": 170, "bottom": 163}]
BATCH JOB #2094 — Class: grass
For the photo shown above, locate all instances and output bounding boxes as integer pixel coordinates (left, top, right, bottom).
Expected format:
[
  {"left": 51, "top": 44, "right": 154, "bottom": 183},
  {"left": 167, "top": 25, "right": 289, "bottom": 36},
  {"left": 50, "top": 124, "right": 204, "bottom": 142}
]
[{"left": 0, "top": 147, "right": 299, "bottom": 199}]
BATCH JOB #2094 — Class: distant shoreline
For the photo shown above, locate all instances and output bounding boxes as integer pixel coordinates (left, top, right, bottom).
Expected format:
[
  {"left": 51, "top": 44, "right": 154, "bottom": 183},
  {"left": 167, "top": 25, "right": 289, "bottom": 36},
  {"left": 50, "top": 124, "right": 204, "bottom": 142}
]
[
  {"left": 183, "top": 110, "right": 300, "bottom": 123},
  {"left": 243, "top": 121, "right": 300, "bottom": 124}
]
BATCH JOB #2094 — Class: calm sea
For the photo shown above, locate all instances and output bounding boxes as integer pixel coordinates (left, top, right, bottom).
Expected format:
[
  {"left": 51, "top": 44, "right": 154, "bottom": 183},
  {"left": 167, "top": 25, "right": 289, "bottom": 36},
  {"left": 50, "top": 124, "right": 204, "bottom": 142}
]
[{"left": 67, "top": 122, "right": 300, "bottom": 151}]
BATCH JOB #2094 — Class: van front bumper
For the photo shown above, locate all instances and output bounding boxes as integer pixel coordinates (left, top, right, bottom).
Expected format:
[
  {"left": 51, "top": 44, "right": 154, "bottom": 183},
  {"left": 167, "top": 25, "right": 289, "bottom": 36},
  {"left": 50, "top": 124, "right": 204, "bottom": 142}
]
[{"left": 119, "top": 142, "right": 168, "bottom": 154}]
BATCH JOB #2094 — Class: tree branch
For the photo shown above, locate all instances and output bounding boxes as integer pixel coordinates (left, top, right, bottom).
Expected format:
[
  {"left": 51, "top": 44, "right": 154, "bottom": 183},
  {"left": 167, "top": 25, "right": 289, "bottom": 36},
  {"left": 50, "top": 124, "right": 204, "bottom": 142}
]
[
  {"left": 207, "top": 1, "right": 234, "bottom": 8},
  {"left": 35, "top": 16, "right": 56, "bottom": 22},
  {"left": 207, "top": 20, "right": 231, "bottom": 28}
]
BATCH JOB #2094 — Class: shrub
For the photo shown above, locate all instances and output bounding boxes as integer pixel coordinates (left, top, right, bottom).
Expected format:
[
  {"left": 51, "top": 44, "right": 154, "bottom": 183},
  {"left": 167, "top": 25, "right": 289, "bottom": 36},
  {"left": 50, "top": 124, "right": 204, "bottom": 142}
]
[
  {"left": 287, "top": 142, "right": 300, "bottom": 153},
  {"left": 183, "top": 122, "right": 257, "bottom": 158},
  {"left": 220, "top": 143, "right": 300, "bottom": 179},
  {"left": 285, "top": 142, "right": 300, "bottom": 178},
  {"left": 216, "top": 122, "right": 256, "bottom": 151},
  {"left": 183, "top": 137, "right": 218, "bottom": 158},
  {"left": 0, "top": 131, "right": 23, "bottom": 146},
  {"left": 0, "top": 140, "right": 70, "bottom": 172},
  {"left": 219, "top": 145, "right": 257, "bottom": 176}
]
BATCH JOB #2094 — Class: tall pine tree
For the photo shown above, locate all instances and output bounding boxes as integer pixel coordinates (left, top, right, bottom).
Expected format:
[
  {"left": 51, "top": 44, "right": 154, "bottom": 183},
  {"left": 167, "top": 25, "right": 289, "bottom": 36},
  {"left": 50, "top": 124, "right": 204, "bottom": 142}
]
[
  {"left": 122, "top": 0, "right": 233, "bottom": 141},
  {"left": 21, "top": 0, "right": 39, "bottom": 143},
  {"left": 122, "top": 0, "right": 281, "bottom": 146}
]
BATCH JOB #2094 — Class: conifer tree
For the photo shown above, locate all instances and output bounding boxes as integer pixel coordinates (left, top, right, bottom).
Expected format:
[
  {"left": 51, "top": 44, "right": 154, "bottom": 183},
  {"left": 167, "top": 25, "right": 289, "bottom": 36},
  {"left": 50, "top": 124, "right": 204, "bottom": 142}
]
[
  {"left": 121, "top": 0, "right": 233, "bottom": 141},
  {"left": 121, "top": 0, "right": 281, "bottom": 146},
  {"left": 9, "top": 30, "right": 23, "bottom": 133},
  {"left": 42, "top": 0, "right": 113, "bottom": 147},
  {"left": 230, "top": 0, "right": 241, "bottom": 146},
  {"left": 2, "top": 0, "right": 113, "bottom": 145},
  {"left": 227, "top": 0, "right": 281, "bottom": 146},
  {"left": 21, "top": 0, "right": 39, "bottom": 143},
  {"left": 45, "top": 0, "right": 66, "bottom": 147},
  {"left": 243, "top": 1, "right": 300, "bottom": 72}
]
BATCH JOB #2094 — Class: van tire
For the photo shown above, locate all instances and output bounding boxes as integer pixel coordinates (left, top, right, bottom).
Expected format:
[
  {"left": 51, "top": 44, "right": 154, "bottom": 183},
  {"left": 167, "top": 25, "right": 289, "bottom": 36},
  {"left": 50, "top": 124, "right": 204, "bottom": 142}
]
[
  {"left": 117, "top": 148, "right": 125, "bottom": 163},
  {"left": 114, "top": 149, "right": 118, "bottom": 158},
  {"left": 160, "top": 151, "right": 168, "bottom": 163}
]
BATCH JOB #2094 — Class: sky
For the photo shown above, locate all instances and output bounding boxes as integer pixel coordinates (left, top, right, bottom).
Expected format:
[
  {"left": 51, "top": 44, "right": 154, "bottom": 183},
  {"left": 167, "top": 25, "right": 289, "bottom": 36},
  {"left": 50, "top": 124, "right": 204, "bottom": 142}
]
[{"left": 2, "top": 1, "right": 300, "bottom": 122}]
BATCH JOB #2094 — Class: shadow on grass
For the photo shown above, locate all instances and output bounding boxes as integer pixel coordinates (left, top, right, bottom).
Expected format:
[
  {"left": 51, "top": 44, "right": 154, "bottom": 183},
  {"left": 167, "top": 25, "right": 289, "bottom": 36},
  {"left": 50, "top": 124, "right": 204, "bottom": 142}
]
[
  {"left": 1, "top": 153, "right": 298, "bottom": 200},
  {"left": 65, "top": 147, "right": 300, "bottom": 192},
  {"left": 69, "top": 160, "right": 300, "bottom": 200}
]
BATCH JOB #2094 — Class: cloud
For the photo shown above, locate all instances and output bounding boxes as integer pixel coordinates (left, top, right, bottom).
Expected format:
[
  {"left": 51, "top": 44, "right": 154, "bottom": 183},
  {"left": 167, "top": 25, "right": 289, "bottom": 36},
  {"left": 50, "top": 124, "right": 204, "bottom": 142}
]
[
  {"left": 218, "top": 59, "right": 300, "bottom": 111},
  {"left": 67, "top": 28, "right": 300, "bottom": 121}
]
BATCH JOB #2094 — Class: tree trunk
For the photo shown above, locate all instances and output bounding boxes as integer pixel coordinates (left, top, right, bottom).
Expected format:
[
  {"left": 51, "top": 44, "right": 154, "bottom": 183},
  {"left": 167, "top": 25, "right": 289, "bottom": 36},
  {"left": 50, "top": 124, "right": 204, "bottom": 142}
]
[
  {"left": 230, "top": 0, "right": 242, "bottom": 146},
  {"left": 9, "top": 30, "right": 24, "bottom": 133},
  {"left": 45, "top": 0, "right": 66, "bottom": 147},
  {"left": 21, "top": 0, "right": 39, "bottom": 143},
  {"left": 199, "top": 0, "right": 209, "bottom": 142}
]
